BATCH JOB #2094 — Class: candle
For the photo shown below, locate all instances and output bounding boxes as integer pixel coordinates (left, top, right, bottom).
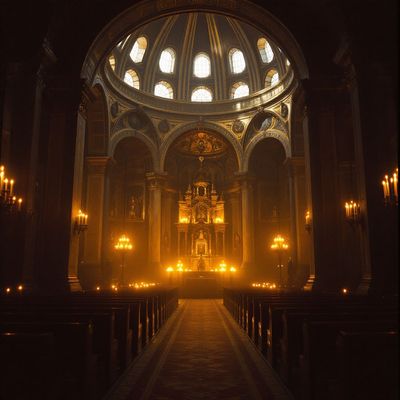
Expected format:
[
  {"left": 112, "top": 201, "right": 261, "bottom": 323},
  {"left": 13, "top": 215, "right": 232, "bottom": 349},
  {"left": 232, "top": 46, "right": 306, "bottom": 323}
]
[
  {"left": 393, "top": 173, "right": 398, "bottom": 200},
  {"left": 9, "top": 179, "right": 14, "bottom": 196},
  {"left": 18, "top": 198, "right": 22, "bottom": 211}
]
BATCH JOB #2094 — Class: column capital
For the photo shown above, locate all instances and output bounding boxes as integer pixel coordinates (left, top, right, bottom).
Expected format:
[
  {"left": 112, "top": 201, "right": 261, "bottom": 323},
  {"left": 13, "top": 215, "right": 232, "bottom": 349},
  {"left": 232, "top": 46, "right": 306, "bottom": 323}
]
[
  {"left": 86, "top": 156, "right": 113, "bottom": 174},
  {"left": 146, "top": 171, "right": 168, "bottom": 190}
]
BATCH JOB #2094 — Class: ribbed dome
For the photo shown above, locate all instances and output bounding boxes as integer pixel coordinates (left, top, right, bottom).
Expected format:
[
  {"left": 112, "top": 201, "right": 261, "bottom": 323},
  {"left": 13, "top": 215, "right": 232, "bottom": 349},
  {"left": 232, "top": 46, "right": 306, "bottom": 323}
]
[{"left": 106, "top": 12, "right": 291, "bottom": 102}]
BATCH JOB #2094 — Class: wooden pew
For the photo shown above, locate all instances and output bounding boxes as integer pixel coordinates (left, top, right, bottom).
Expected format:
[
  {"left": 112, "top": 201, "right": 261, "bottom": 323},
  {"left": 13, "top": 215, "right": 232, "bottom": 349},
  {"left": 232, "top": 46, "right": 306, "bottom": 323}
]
[
  {"left": 0, "top": 321, "right": 97, "bottom": 400},
  {"left": 336, "top": 330, "right": 398, "bottom": 400},
  {"left": 299, "top": 319, "right": 398, "bottom": 400}
]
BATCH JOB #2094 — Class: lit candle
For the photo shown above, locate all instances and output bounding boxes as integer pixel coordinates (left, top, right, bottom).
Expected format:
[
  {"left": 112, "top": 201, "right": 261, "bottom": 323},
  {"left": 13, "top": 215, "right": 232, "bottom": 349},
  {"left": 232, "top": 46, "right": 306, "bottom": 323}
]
[
  {"left": 18, "top": 198, "right": 22, "bottom": 211},
  {"left": 9, "top": 179, "right": 14, "bottom": 196},
  {"left": 385, "top": 175, "right": 390, "bottom": 198},
  {"left": 0, "top": 170, "right": 4, "bottom": 190},
  {"left": 4, "top": 178, "right": 8, "bottom": 191},
  {"left": 393, "top": 173, "right": 398, "bottom": 200}
]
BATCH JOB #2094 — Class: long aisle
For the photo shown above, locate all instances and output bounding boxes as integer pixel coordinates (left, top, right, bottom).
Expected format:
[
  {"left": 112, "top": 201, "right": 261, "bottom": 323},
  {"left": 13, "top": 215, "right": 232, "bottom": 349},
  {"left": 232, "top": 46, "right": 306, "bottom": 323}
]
[{"left": 105, "top": 300, "right": 293, "bottom": 400}]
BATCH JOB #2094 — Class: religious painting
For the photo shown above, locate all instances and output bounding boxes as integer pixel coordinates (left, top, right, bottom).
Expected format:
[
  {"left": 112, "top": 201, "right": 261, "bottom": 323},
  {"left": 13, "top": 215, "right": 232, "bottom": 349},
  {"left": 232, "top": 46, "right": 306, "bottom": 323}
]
[{"left": 127, "top": 185, "right": 145, "bottom": 221}]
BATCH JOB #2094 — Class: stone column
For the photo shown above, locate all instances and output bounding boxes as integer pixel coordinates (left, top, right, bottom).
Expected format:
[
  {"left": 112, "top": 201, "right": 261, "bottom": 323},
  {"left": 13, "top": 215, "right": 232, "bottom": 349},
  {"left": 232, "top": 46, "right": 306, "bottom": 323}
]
[
  {"left": 146, "top": 172, "right": 166, "bottom": 276},
  {"left": 83, "top": 157, "right": 111, "bottom": 269},
  {"left": 237, "top": 173, "right": 255, "bottom": 270},
  {"left": 66, "top": 99, "right": 87, "bottom": 291},
  {"left": 285, "top": 156, "right": 310, "bottom": 288}
]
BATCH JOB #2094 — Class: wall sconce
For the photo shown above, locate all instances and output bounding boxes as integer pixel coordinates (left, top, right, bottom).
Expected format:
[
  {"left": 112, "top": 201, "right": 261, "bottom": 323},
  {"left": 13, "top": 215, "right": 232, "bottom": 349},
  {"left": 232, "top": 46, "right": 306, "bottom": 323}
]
[
  {"left": 305, "top": 210, "right": 312, "bottom": 233},
  {"left": 382, "top": 168, "right": 398, "bottom": 206},
  {"left": 74, "top": 209, "right": 88, "bottom": 233},
  {"left": 344, "top": 200, "right": 361, "bottom": 223},
  {"left": 0, "top": 165, "right": 23, "bottom": 212}
]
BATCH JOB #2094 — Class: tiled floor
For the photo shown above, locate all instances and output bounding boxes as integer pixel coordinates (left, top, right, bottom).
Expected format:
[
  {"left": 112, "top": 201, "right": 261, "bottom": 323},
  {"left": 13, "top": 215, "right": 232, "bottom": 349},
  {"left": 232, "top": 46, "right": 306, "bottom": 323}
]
[{"left": 105, "top": 300, "right": 293, "bottom": 400}]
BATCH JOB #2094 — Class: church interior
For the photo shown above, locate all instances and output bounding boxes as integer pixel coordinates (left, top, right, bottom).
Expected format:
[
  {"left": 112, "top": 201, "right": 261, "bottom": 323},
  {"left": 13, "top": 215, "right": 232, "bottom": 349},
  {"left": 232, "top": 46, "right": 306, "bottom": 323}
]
[{"left": 0, "top": 0, "right": 398, "bottom": 399}]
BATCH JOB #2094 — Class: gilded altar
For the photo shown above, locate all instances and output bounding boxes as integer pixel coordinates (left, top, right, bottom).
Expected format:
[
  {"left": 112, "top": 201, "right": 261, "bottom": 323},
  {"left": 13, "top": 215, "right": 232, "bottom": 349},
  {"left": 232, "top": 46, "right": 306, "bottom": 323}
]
[{"left": 176, "top": 166, "right": 226, "bottom": 271}]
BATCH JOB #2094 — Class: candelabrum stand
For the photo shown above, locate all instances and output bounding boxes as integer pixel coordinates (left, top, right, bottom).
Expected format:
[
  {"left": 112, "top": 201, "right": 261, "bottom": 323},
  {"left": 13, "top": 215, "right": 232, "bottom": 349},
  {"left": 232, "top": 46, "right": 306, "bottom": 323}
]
[
  {"left": 114, "top": 235, "right": 133, "bottom": 287},
  {"left": 270, "top": 235, "right": 289, "bottom": 289}
]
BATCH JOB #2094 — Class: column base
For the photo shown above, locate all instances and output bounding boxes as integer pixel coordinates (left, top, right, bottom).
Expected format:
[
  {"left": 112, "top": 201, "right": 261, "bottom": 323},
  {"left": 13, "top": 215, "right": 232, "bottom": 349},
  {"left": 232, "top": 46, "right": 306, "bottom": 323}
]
[
  {"left": 356, "top": 274, "right": 371, "bottom": 295},
  {"left": 68, "top": 275, "right": 83, "bottom": 292},
  {"left": 303, "top": 274, "right": 315, "bottom": 291}
]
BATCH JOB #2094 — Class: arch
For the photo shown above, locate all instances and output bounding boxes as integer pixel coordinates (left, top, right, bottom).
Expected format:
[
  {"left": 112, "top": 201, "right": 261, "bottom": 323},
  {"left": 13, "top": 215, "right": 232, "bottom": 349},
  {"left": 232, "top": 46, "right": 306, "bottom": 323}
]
[
  {"left": 229, "top": 48, "right": 246, "bottom": 74},
  {"left": 159, "top": 121, "right": 243, "bottom": 172},
  {"left": 265, "top": 69, "right": 279, "bottom": 88},
  {"left": 159, "top": 48, "right": 176, "bottom": 74},
  {"left": 109, "top": 129, "right": 160, "bottom": 171},
  {"left": 193, "top": 52, "right": 211, "bottom": 78},
  {"left": 81, "top": 1, "right": 309, "bottom": 84},
  {"left": 124, "top": 69, "right": 140, "bottom": 89},
  {"left": 243, "top": 130, "right": 291, "bottom": 172},
  {"left": 257, "top": 37, "right": 274, "bottom": 63},
  {"left": 191, "top": 86, "right": 213, "bottom": 102},
  {"left": 154, "top": 80, "right": 174, "bottom": 99},
  {"left": 129, "top": 36, "right": 147, "bottom": 63},
  {"left": 231, "top": 82, "right": 249, "bottom": 99}
]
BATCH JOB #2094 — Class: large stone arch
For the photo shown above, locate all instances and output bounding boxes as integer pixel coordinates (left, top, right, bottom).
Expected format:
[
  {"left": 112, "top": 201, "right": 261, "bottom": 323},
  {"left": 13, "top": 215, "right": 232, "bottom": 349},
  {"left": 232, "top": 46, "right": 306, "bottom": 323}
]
[
  {"left": 81, "top": 0, "right": 309, "bottom": 84},
  {"left": 159, "top": 121, "right": 243, "bottom": 172},
  {"left": 243, "top": 130, "right": 291, "bottom": 172},
  {"left": 109, "top": 129, "right": 160, "bottom": 171}
]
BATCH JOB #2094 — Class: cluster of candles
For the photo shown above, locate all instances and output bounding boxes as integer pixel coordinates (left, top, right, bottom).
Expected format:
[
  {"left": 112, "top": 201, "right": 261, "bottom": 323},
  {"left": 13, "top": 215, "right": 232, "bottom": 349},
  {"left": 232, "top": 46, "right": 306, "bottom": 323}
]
[
  {"left": 344, "top": 200, "right": 360, "bottom": 221},
  {"left": 382, "top": 168, "right": 398, "bottom": 205},
  {"left": 270, "top": 235, "right": 289, "bottom": 250},
  {"left": 114, "top": 234, "right": 133, "bottom": 250},
  {"left": 3, "top": 285, "right": 24, "bottom": 294},
  {"left": 102, "top": 282, "right": 158, "bottom": 291},
  {"left": 165, "top": 260, "right": 236, "bottom": 273},
  {"left": 76, "top": 209, "right": 88, "bottom": 226},
  {"left": 0, "top": 165, "right": 23, "bottom": 211},
  {"left": 251, "top": 282, "right": 277, "bottom": 289}
]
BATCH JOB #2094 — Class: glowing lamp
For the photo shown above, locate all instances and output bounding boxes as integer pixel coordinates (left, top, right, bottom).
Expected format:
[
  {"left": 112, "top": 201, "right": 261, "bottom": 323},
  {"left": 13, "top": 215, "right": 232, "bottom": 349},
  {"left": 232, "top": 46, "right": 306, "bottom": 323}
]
[
  {"left": 215, "top": 217, "right": 223, "bottom": 223},
  {"left": 342, "top": 288, "right": 348, "bottom": 294},
  {"left": 6, "top": 288, "right": 11, "bottom": 293},
  {"left": 114, "top": 234, "right": 133, "bottom": 251},
  {"left": 218, "top": 260, "right": 227, "bottom": 272},
  {"left": 17, "top": 285, "right": 23, "bottom": 291},
  {"left": 305, "top": 211, "right": 311, "bottom": 232},
  {"left": 166, "top": 266, "right": 174, "bottom": 272},
  {"left": 176, "top": 260, "right": 184, "bottom": 272},
  {"left": 229, "top": 266, "right": 236, "bottom": 272}
]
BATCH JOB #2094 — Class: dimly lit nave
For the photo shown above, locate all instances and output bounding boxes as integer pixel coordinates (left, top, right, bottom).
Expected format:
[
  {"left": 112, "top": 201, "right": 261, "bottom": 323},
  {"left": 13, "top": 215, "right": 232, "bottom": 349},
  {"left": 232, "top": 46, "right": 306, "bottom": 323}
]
[{"left": 0, "top": 0, "right": 398, "bottom": 399}]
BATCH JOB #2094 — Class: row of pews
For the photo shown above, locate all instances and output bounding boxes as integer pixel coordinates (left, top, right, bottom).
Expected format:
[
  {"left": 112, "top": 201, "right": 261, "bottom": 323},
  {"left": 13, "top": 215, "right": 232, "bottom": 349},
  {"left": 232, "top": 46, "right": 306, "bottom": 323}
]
[
  {"left": 223, "top": 287, "right": 398, "bottom": 400},
  {"left": 0, "top": 286, "right": 179, "bottom": 400}
]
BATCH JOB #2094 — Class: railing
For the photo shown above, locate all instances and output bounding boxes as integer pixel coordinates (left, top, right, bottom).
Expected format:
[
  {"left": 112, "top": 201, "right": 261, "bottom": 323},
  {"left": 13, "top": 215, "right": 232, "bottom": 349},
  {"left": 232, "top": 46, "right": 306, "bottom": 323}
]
[{"left": 103, "top": 63, "right": 295, "bottom": 116}]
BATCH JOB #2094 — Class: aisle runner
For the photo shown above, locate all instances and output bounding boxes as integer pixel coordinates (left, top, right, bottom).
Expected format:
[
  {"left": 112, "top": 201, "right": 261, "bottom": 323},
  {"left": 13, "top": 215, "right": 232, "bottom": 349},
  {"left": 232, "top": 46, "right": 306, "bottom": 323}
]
[{"left": 106, "top": 300, "right": 293, "bottom": 400}]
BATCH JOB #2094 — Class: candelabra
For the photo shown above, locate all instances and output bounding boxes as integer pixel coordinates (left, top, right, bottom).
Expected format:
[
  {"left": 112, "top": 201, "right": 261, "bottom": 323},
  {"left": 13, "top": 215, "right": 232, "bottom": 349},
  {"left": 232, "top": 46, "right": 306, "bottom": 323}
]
[
  {"left": 382, "top": 168, "right": 398, "bottom": 206},
  {"left": 270, "top": 235, "right": 289, "bottom": 288},
  {"left": 74, "top": 210, "right": 88, "bottom": 233},
  {"left": 0, "top": 165, "right": 23, "bottom": 212},
  {"left": 344, "top": 200, "right": 361, "bottom": 223},
  {"left": 114, "top": 234, "right": 133, "bottom": 286}
]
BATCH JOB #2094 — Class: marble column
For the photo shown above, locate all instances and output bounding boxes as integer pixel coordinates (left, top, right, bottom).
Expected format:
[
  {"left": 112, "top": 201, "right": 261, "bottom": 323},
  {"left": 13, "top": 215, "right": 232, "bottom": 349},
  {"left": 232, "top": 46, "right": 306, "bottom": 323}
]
[
  {"left": 83, "top": 156, "right": 111, "bottom": 269},
  {"left": 237, "top": 173, "right": 255, "bottom": 270},
  {"left": 146, "top": 172, "right": 166, "bottom": 276},
  {"left": 66, "top": 100, "right": 87, "bottom": 291}
]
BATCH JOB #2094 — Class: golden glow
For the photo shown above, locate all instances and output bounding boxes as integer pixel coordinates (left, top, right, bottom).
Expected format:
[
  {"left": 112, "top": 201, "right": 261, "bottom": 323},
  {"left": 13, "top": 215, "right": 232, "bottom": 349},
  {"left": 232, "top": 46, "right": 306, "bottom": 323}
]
[
  {"left": 77, "top": 209, "right": 88, "bottom": 225},
  {"left": 214, "top": 217, "right": 224, "bottom": 223},
  {"left": 166, "top": 266, "right": 174, "bottom": 272},
  {"left": 251, "top": 282, "right": 277, "bottom": 289},
  {"left": 344, "top": 200, "right": 360, "bottom": 221},
  {"left": 96, "top": 286, "right": 100, "bottom": 291},
  {"left": 17, "top": 285, "right": 23, "bottom": 291},
  {"left": 229, "top": 266, "right": 236, "bottom": 272},
  {"left": 179, "top": 216, "right": 189, "bottom": 223},
  {"left": 342, "top": 288, "right": 348, "bottom": 294},
  {"left": 218, "top": 260, "right": 227, "bottom": 272},
  {"left": 176, "top": 260, "right": 184, "bottom": 272},
  {"left": 129, "top": 281, "right": 157, "bottom": 289},
  {"left": 270, "top": 235, "right": 289, "bottom": 250},
  {"left": 6, "top": 287, "right": 11, "bottom": 293},
  {"left": 114, "top": 234, "right": 133, "bottom": 251},
  {"left": 382, "top": 168, "right": 398, "bottom": 204}
]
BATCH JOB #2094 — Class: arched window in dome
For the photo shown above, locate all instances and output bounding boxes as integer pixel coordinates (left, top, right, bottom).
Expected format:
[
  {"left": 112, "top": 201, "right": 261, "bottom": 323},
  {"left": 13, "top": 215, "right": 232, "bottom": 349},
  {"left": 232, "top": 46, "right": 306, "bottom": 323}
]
[
  {"left": 108, "top": 55, "right": 116, "bottom": 71},
  {"left": 193, "top": 53, "right": 211, "bottom": 78},
  {"left": 231, "top": 82, "right": 249, "bottom": 99},
  {"left": 229, "top": 49, "right": 246, "bottom": 74},
  {"left": 154, "top": 81, "right": 174, "bottom": 99},
  {"left": 159, "top": 48, "right": 176, "bottom": 74},
  {"left": 257, "top": 38, "right": 274, "bottom": 63},
  {"left": 265, "top": 69, "right": 279, "bottom": 88},
  {"left": 124, "top": 69, "right": 140, "bottom": 89},
  {"left": 191, "top": 86, "right": 213, "bottom": 102},
  {"left": 130, "top": 36, "right": 147, "bottom": 63}
]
